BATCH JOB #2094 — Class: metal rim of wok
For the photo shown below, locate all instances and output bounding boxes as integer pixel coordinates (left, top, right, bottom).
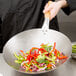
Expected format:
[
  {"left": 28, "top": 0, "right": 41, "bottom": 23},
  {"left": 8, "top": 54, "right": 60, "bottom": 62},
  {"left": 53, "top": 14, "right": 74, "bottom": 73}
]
[{"left": 3, "top": 28, "right": 72, "bottom": 74}]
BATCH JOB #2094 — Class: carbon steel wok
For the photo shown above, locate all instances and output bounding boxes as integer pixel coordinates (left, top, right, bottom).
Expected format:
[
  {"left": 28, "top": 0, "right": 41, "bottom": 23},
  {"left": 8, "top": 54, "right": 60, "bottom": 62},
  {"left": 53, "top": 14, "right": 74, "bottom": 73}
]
[
  {"left": 3, "top": 1, "right": 72, "bottom": 74},
  {"left": 3, "top": 28, "right": 72, "bottom": 74}
]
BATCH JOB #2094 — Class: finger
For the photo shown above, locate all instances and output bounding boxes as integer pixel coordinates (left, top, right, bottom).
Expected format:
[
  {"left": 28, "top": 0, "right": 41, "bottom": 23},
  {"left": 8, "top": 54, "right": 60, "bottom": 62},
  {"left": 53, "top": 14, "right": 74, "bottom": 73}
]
[
  {"left": 44, "top": 3, "right": 49, "bottom": 9},
  {"left": 43, "top": 4, "right": 54, "bottom": 13},
  {"left": 43, "top": 3, "right": 49, "bottom": 13},
  {"left": 43, "top": 1, "right": 53, "bottom": 13},
  {"left": 49, "top": 9, "right": 56, "bottom": 21},
  {"left": 46, "top": 4, "right": 54, "bottom": 11}
]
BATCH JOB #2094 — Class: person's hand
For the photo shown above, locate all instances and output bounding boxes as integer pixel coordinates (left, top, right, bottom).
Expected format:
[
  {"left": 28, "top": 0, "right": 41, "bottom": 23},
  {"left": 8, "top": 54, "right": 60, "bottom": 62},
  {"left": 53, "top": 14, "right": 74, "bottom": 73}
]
[{"left": 43, "top": 0, "right": 68, "bottom": 21}]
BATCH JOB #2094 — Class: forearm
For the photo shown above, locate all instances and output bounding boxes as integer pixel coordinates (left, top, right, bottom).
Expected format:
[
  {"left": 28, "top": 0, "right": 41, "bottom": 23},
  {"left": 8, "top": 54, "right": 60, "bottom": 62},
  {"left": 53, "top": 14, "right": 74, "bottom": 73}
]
[
  {"left": 59, "top": 0, "right": 76, "bottom": 15},
  {"left": 56, "top": 0, "right": 68, "bottom": 8}
]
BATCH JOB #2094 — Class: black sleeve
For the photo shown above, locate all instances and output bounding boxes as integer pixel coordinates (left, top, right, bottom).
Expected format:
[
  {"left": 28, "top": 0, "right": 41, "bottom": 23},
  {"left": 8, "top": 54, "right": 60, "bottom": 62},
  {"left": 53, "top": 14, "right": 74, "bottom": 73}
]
[{"left": 62, "top": 0, "right": 76, "bottom": 15}]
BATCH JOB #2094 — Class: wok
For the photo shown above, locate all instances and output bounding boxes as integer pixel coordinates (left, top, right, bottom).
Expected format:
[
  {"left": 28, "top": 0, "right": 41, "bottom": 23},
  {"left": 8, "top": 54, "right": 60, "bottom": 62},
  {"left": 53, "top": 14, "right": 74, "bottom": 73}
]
[
  {"left": 3, "top": 1, "right": 72, "bottom": 74},
  {"left": 3, "top": 28, "right": 72, "bottom": 74}
]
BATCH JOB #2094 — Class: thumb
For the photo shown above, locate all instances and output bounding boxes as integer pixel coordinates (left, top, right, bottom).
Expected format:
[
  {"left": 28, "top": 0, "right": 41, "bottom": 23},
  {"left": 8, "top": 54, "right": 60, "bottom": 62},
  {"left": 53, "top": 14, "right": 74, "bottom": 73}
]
[
  {"left": 43, "top": 3, "right": 53, "bottom": 13},
  {"left": 43, "top": 3, "right": 48, "bottom": 13}
]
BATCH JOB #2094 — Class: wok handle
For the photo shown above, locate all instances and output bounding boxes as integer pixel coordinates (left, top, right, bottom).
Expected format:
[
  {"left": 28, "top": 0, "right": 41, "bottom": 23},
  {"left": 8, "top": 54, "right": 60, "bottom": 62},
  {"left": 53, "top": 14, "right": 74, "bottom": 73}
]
[
  {"left": 42, "top": 1, "right": 52, "bottom": 33},
  {"left": 44, "top": 1, "right": 52, "bottom": 19}
]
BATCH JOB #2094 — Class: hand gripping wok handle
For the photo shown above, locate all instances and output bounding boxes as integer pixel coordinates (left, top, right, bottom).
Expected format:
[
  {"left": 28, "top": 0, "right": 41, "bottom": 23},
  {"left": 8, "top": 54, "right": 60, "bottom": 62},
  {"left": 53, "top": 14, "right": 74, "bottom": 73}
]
[
  {"left": 44, "top": 1, "right": 52, "bottom": 18},
  {"left": 42, "top": 1, "right": 52, "bottom": 32}
]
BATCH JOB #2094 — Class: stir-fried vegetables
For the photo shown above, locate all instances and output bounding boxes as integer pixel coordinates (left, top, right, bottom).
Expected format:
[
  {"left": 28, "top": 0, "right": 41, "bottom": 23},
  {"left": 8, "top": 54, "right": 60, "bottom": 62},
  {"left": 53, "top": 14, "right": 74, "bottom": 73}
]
[{"left": 14, "top": 42, "right": 68, "bottom": 72}]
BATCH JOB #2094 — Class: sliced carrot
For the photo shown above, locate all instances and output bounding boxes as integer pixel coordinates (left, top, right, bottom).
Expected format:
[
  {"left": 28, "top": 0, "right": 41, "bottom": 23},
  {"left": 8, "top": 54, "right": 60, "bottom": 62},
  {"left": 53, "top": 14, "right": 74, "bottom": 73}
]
[
  {"left": 29, "top": 69, "right": 32, "bottom": 72},
  {"left": 50, "top": 42, "right": 56, "bottom": 54},
  {"left": 54, "top": 49, "right": 58, "bottom": 58},
  {"left": 30, "top": 47, "right": 39, "bottom": 52},
  {"left": 20, "top": 50, "right": 26, "bottom": 55},
  {"left": 58, "top": 56, "right": 68, "bottom": 60},
  {"left": 38, "top": 48, "right": 47, "bottom": 53},
  {"left": 53, "top": 42, "right": 56, "bottom": 50},
  {"left": 24, "top": 63, "right": 28, "bottom": 68},
  {"left": 30, "top": 47, "right": 39, "bottom": 55},
  {"left": 27, "top": 62, "right": 30, "bottom": 64},
  {"left": 49, "top": 49, "right": 53, "bottom": 55},
  {"left": 47, "top": 64, "right": 52, "bottom": 67}
]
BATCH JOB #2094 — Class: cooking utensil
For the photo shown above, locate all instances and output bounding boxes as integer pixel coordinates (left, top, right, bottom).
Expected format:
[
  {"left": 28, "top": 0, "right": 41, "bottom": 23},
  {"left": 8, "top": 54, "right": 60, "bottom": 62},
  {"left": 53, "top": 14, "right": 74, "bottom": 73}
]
[{"left": 3, "top": 1, "right": 72, "bottom": 75}]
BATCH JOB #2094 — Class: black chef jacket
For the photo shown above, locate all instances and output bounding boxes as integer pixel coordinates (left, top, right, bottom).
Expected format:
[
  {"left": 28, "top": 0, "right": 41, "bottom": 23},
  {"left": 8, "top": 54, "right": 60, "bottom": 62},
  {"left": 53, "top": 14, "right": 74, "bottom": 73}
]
[{"left": 0, "top": 0, "right": 76, "bottom": 52}]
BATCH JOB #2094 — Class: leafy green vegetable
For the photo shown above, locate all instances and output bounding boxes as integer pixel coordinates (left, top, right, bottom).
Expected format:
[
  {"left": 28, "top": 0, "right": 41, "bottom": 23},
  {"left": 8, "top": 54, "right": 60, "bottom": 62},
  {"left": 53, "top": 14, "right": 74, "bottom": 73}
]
[
  {"left": 14, "top": 52, "right": 20, "bottom": 59},
  {"left": 42, "top": 52, "right": 48, "bottom": 55},
  {"left": 14, "top": 52, "right": 25, "bottom": 64},
  {"left": 34, "top": 64, "right": 45, "bottom": 68},
  {"left": 40, "top": 44, "right": 52, "bottom": 52},
  {"left": 26, "top": 51, "right": 30, "bottom": 54},
  {"left": 26, "top": 63, "right": 30, "bottom": 67},
  {"left": 72, "top": 45, "right": 76, "bottom": 53},
  {"left": 15, "top": 60, "right": 22, "bottom": 64},
  {"left": 57, "top": 52, "right": 60, "bottom": 57},
  {"left": 72, "top": 49, "right": 76, "bottom": 53},
  {"left": 44, "top": 60, "right": 50, "bottom": 64},
  {"left": 36, "top": 55, "right": 46, "bottom": 63},
  {"left": 46, "top": 53, "right": 56, "bottom": 64},
  {"left": 72, "top": 45, "right": 76, "bottom": 49}
]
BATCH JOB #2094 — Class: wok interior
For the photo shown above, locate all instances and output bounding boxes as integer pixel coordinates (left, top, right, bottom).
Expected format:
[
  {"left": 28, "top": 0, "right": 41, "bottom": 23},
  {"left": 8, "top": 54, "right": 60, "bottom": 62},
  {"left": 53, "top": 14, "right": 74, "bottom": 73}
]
[{"left": 3, "top": 29, "right": 72, "bottom": 74}]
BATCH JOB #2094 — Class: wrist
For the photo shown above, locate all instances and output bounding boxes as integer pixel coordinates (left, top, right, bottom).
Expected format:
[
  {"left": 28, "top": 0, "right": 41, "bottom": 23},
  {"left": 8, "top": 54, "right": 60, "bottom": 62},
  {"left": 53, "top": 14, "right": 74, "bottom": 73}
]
[{"left": 57, "top": 0, "right": 68, "bottom": 8}]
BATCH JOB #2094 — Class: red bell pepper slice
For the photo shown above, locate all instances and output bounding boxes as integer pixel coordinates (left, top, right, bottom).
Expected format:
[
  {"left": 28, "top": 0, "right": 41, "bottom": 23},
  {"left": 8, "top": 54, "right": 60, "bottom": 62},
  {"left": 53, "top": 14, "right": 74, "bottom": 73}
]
[
  {"left": 53, "top": 42, "right": 56, "bottom": 50},
  {"left": 54, "top": 49, "right": 58, "bottom": 58},
  {"left": 58, "top": 56, "right": 68, "bottom": 60},
  {"left": 20, "top": 50, "right": 25, "bottom": 55},
  {"left": 38, "top": 48, "right": 47, "bottom": 53},
  {"left": 29, "top": 47, "right": 39, "bottom": 55}
]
